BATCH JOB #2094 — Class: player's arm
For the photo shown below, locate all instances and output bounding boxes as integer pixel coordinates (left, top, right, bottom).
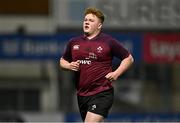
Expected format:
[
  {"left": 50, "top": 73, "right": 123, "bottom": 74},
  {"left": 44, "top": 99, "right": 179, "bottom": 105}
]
[
  {"left": 105, "top": 54, "right": 134, "bottom": 81},
  {"left": 60, "top": 57, "right": 80, "bottom": 71}
]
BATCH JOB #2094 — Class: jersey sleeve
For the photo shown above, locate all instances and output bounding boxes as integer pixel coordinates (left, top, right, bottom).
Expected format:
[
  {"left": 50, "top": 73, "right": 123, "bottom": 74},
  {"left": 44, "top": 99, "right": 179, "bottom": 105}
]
[
  {"left": 110, "top": 38, "right": 130, "bottom": 60},
  {"left": 61, "top": 40, "right": 72, "bottom": 62}
]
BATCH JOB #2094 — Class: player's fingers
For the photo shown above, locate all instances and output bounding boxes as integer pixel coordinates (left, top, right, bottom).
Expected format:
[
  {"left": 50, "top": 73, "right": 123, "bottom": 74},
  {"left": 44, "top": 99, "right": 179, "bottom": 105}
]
[
  {"left": 105, "top": 73, "right": 112, "bottom": 79},
  {"left": 72, "top": 68, "right": 79, "bottom": 71},
  {"left": 71, "top": 62, "right": 79, "bottom": 67},
  {"left": 76, "top": 60, "right": 80, "bottom": 64},
  {"left": 110, "top": 78, "right": 114, "bottom": 81},
  {"left": 71, "top": 63, "right": 80, "bottom": 71},
  {"left": 105, "top": 73, "right": 115, "bottom": 81},
  {"left": 72, "top": 65, "right": 79, "bottom": 70},
  {"left": 105, "top": 74, "right": 109, "bottom": 78},
  {"left": 71, "top": 65, "right": 79, "bottom": 70}
]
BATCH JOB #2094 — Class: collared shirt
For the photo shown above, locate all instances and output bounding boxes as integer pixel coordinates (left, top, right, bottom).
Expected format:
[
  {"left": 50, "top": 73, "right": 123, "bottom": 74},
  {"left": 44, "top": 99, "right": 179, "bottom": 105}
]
[{"left": 62, "top": 33, "right": 130, "bottom": 96}]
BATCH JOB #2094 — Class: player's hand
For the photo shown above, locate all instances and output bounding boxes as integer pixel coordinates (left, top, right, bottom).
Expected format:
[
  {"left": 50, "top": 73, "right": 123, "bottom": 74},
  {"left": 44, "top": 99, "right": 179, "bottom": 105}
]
[
  {"left": 105, "top": 72, "right": 119, "bottom": 81},
  {"left": 69, "top": 60, "right": 80, "bottom": 71}
]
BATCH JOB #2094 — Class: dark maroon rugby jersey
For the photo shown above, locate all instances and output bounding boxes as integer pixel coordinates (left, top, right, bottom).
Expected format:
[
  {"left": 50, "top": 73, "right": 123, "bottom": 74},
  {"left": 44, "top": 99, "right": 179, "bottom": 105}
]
[{"left": 62, "top": 33, "right": 130, "bottom": 96}]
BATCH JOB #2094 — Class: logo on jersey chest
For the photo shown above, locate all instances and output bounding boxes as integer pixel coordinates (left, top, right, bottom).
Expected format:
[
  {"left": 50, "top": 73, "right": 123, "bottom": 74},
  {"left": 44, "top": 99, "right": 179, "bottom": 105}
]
[
  {"left": 73, "top": 44, "right": 104, "bottom": 65},
  {"left": 79, "top": 60, "right": 91, "bottom": 65},
  {"left": 73, "top": 45, "right": 80, "bottom": 50},
  {"left": 97, "top": 46, "right": 103, "bottom": 53},
  {"left": 88, "top": 52, "right": 97, "bottom": 59},
  {"left": 73, "top": 44, "right": 103, "bottom": 53}
]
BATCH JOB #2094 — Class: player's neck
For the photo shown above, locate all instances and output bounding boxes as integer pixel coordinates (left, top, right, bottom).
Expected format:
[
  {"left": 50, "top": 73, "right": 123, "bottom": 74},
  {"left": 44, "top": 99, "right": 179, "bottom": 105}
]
[{"left": 85, "top": 31, "right": 100, "bottom": 40}]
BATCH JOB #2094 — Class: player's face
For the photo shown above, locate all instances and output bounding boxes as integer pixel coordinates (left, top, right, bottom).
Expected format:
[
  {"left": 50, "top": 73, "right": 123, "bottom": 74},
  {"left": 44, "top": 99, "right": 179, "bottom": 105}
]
[{"left": 83, "top": 14, "right": 102, "bottom": 36}]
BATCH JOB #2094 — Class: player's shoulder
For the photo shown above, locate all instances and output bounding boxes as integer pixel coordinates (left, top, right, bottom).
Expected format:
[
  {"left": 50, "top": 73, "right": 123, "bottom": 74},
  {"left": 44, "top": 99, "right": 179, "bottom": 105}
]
[
  {"left": 99, "top": 33, "right": 116, "bottom": 44},
  {"left": 100, "top": 33, "right": 113, "bottom": 39},
  {"left": 69, "top": 35, "right": 84, "bottom": 43},
  {"left": 100, "top": 33, "right": 116, "bottom": 42}
]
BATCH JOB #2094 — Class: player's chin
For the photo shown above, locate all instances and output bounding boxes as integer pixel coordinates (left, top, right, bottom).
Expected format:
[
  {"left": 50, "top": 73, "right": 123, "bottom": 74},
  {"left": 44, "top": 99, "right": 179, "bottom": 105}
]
[
  {"left": 84, "top": 31, "right": 90, "bottom": 36},
  {"left": 84, "top": 28, "right": 90, "bottom": 32}
]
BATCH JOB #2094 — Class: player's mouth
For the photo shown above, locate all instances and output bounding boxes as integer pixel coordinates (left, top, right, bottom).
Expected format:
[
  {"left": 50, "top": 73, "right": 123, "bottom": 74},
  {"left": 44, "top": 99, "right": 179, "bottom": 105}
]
[{"left": 85, "top": 25, "right": 89, "bottom": 30}]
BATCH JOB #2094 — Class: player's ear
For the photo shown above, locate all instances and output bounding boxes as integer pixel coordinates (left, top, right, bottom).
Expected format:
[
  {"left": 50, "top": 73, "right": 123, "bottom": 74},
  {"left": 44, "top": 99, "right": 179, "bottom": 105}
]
[{"left": 98, "top": 23, "right": 102, "bottom": 29}]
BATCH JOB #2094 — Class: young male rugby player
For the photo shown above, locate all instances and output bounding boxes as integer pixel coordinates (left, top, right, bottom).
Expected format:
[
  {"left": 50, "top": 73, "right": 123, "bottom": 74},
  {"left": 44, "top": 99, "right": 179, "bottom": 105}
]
[{"left": 60, "top": 7, "right": 134, "bottom": 122}]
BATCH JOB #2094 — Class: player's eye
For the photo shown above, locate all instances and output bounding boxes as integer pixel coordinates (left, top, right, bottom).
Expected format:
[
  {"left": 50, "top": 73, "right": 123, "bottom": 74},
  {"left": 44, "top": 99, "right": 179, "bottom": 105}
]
[{"left": 89, "top": 19, "right": 94, "bottom": 22}]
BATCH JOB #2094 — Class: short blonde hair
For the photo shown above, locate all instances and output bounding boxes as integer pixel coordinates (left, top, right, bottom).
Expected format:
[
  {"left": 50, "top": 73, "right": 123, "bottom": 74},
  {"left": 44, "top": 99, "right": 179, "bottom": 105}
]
[{"left": 84, "top": 7, "right": 105, "bottom": 23}]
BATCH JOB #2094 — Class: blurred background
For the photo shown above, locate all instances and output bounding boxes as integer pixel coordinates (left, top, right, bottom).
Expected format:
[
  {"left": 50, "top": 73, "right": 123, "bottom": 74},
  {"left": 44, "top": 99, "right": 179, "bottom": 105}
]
[{"left": 0, "top": 0, "right": 180, "bottom": 122}]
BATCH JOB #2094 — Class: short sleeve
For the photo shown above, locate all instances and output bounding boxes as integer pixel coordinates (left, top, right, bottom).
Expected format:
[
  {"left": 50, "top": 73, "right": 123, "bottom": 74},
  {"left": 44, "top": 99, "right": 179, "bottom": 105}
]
[
  {"left": 61, "top": 40, "right": 72, "bottom": 62},
  {"left": 110, "top": 39, "right": 130, "bottom": 60}
]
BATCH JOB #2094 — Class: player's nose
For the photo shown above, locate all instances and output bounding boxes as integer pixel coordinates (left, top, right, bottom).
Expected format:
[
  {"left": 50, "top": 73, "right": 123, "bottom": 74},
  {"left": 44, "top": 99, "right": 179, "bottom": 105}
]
[{"left": 85, "top": 22, "right": 89, "bottom": 25}]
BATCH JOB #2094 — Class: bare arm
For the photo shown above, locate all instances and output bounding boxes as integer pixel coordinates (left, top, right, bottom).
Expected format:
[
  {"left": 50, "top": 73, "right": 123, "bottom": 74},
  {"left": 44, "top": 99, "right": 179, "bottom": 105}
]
[
  {"left": 60, "top": 58, "right": 80, "bottom": 71},
  {"left": 105, "top": 54, "right": 134, "bottom": 81}
]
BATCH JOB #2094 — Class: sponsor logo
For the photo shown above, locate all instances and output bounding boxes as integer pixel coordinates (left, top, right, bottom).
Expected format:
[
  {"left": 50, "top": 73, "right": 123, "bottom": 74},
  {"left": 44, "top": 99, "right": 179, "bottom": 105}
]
[
  {"left": 97, "top": 46, "right": 103, "bottom": 53},
  {"left": 73, "top": 45, "right": 80, "bottom": 50},
  {"left": 89, "top": 52, "right": 97, "bottom": 59},
  {"left": 91, "top": 104, "right": 96, "bottom": 110},
  {"left": 79, "top": 60, "right": 91, "bottom": 65}
]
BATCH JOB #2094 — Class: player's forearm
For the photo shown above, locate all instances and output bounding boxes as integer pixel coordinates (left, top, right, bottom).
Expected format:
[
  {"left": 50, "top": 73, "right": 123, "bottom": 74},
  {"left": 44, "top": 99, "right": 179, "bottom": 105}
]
[
  {"left": 60, "top": 58, "right": 71, "bottom": 70},
  {"left": 114, "top": 54, "right": 134, "bottom": 77}
]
